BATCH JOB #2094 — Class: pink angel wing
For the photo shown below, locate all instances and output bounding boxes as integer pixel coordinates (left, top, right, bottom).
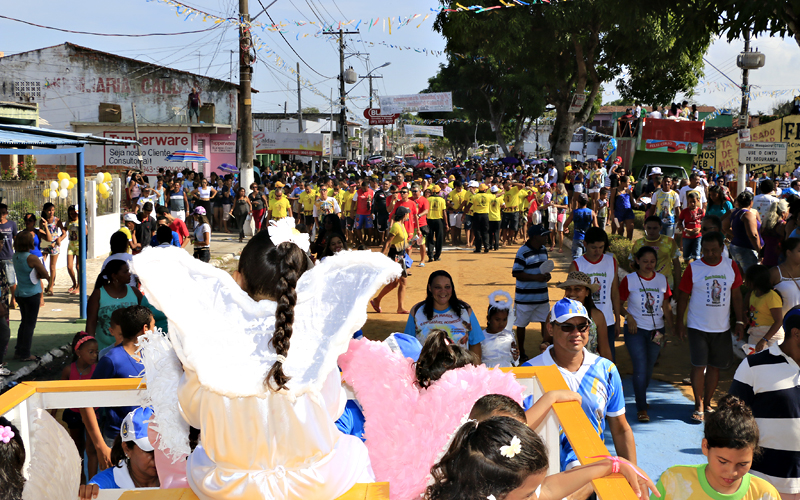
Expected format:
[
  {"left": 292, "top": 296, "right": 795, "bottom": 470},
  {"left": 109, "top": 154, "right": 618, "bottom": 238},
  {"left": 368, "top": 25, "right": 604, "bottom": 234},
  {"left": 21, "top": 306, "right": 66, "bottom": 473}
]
[{"left": 339, "top": 338, "right": 525, "bottom": 500}]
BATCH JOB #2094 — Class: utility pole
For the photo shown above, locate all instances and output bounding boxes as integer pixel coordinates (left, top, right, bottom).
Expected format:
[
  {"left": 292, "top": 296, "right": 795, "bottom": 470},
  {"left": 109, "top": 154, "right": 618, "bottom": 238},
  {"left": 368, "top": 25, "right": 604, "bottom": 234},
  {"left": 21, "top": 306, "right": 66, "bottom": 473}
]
[
  {"left": 737, "top": 29, "right": 751, "bottom": 195},
  {"left": 322, "top": 29, "right": 359, "bottom": 166},
  {"left": 229, "top": 50, "right": 234, "bottom": 84},
  {"left": 131, "top": 103, "right": 144, "bottom": 172},
  {"left": 362, "top": 74, "right": 383, "bottom": 155},
  {"left": 329, "top": 88, "right": 334, "bottom": 172},
  {"left": 239, "top": 0, "right": 254, "bottom": 194},
  {"left": 296, "top": 62, "right": 303, "bottom": 133}
]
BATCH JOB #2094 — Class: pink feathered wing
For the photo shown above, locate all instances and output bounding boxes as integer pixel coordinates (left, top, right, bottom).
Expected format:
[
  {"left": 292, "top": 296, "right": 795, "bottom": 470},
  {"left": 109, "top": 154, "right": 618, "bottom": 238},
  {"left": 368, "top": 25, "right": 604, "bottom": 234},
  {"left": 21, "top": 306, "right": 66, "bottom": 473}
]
[{"left": 339, "top": 338, "right": 525, "bottom": 500}]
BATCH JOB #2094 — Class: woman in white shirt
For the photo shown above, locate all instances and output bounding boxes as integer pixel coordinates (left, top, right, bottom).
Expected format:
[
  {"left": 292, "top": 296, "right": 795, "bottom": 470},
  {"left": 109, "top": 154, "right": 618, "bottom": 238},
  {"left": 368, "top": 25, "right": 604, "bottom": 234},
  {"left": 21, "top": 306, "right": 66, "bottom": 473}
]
[
  {"left": 620, "top": 246, "right": 673, "bottom": 423},
  {"left": 191, "top": 206, "right": 211, "bottom": 262}
]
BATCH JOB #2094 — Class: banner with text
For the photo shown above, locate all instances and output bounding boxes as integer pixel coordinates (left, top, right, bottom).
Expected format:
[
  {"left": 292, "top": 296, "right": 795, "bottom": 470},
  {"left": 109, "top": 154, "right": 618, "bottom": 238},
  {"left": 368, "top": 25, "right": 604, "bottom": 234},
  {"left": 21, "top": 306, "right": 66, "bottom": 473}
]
[
  {"left": 716, "top": 115, "right": 800, "bottom": 172},
  {"left": 695, "top": 143, "right": 716, "bottom": 170},
  {"left": 253, "top": 132, "right": 324, "bottom": 156},
  {"left": 103, "top": 131, "right": 191, "bottom": 173},
  {"left": 379, "top": 92, "right": 453, "bottom": 113},
  {"left": 403, "top": 124, "right": 444, "bottom": 137}
]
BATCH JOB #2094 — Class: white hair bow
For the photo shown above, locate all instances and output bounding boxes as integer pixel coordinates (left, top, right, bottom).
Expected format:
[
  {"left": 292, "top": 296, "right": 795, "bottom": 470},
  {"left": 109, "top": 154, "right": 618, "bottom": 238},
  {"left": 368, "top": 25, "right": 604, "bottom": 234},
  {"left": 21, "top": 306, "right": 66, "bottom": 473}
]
[{"left": 268, "top": 218, "right": 310, "bottom": 253}]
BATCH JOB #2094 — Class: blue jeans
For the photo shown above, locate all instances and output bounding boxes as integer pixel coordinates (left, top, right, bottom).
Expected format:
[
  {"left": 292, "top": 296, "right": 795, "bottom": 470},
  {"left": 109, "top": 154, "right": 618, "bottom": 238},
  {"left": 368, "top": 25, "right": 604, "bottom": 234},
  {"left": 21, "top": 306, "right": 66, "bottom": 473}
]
[
  {"left": 729, "top": 244, "right": 759, "bottom": 275},
  {"left": 572, "top": 238, "right": 585, "bottom": 259},
  {"left": 682, "top": 237, "right": 701, "bottom": 261},
  {"left": 623, "top": 325, "right": 664, "bottom": 411},
  {"left": 607, "top": 323, "right": 617, "bottom": 362},
  {"left": 660, "top": 223, "right": 675, "bottom": 238}
]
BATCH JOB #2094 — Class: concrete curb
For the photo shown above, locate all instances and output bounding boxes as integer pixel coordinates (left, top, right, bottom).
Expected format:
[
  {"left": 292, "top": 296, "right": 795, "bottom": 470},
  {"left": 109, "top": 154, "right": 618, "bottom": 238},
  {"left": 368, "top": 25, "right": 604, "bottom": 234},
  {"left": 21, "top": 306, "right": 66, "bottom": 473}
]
[{"left": 1, "top": 343, "right": 73, "bottom": 390}]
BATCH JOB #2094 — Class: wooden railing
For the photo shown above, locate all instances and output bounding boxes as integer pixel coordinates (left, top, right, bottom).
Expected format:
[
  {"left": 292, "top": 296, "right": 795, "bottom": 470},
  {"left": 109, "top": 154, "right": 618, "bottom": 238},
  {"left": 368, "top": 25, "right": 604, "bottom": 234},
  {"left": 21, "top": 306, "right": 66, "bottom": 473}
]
[{"left": 0, "top": 365, "right": 637, "bottom": 500}]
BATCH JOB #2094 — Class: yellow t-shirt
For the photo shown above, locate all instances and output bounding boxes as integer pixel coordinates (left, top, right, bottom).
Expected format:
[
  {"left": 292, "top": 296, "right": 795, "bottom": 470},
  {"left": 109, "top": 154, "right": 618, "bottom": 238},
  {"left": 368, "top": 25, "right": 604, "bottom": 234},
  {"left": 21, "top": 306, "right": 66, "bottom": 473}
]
[
  {"left": 489, "top": 194, "right": 503, "bottom": 221},
  {"left": 345, "top": 191, "right": 357, "bottom": 214},
  {"left": 298, "top": 192, "right": 316, "bottom": 215},
  {"left": 503, "top": 187, "right": 521, "bottom": 212},
  {"left": 471, "top": 192, "right": 492, "bottom": 214},
  {"left": 118, "top": 227, "right": 133, "bottom": 253},
  {"left": 428, "top": 196, "right": 446, "bottom": 220},
  {"left": 749, "top": 289, "right": 782, "bottom": 328},
  {"left": 629, "top": 235, "right": 681, "bottom": 287},
  {"left": 652, "top": 465, "right": 779, "bottom": 500},
  {"left": 388, "top": 221, "right": 408, "bottom": 251},
  {"left": 448, "top": 190, "right": 465, "bottom": 212},
  {"left": 269, "top": 197, "right": 291, "bottom": 219}
]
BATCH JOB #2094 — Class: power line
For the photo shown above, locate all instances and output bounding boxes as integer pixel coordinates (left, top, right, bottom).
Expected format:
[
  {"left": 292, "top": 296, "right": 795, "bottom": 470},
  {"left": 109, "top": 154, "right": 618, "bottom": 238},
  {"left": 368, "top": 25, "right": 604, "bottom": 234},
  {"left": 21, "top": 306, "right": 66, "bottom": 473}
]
[
  {"left": 702, "top": 56, "right": 741, "bottom": 88},
  {"left": 0, "top": 14, "right": 223, "bottom": 37}
]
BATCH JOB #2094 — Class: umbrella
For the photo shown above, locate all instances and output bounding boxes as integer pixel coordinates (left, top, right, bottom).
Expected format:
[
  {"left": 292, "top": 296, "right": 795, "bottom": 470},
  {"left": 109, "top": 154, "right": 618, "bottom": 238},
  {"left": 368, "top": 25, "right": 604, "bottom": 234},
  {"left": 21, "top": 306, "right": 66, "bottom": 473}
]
[
  {"left": 347, "top": 161, "right": 357, "bottom": 165},
  {"left": 218, "top": 163, "right": 238, "bottom": 173},
  {"left": 369, "top": 158, "right": 383, "bottom": 165},
  {"left": 418, "top": 161, "right": 435, "bottom": 169},
  {"left": 500, "top": 156, "right": 520, "bottom": 164},
  {"left": 166, "top": 150, "right": 210, "bottom": 163},
  {"left": 406, "top": 159, "right": 421, "bottom": 167}
]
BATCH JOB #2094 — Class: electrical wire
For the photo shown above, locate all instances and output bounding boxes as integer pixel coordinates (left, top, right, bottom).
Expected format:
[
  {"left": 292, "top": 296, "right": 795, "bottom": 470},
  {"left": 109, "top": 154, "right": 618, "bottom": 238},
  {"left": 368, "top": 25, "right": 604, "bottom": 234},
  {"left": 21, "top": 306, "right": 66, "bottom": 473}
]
[
  {"left": 702, "top": 56, "right": 742, "bottom": 88},
  {"left": 257, "top": 0, "right": 332, "bottom": 78},
  {"left": 0, "top": 14, "right": 223, "bottom": 37}
]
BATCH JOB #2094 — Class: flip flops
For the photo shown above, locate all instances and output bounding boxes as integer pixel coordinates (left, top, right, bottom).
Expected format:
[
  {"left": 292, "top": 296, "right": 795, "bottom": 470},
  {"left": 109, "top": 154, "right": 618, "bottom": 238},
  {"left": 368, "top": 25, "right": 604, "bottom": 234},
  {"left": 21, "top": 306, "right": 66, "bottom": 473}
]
[{"left": 692, "top": 410, "right": 704, "bottom": 422}]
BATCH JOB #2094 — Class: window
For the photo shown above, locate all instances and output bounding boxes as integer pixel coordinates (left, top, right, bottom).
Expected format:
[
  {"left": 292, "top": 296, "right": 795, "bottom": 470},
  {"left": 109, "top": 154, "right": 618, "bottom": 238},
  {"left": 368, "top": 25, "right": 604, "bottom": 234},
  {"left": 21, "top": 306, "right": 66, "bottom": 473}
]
[{"left": 14, "top": 82, "right": 41, "bottom": 100}]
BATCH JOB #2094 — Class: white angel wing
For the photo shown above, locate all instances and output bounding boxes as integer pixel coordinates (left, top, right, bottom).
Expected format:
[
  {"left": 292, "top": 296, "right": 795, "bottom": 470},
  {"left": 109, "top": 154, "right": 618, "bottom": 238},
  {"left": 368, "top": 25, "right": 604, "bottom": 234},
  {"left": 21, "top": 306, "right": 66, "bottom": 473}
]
[
  {"left": 138, "top": 328, "right": 191, "bottom": 460},
  {"left": 22, "top": 409, "right": 81, "bottom": 500},
  {"left": 133, "top": 247, "right": 400, "bottom": 398}
]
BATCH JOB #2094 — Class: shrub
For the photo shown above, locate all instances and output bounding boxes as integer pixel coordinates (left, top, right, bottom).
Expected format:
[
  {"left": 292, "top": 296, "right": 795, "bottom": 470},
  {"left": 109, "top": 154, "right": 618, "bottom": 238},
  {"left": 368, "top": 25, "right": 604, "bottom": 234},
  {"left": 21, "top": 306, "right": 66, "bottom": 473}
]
[
  {"left": 633, "top": 210, "right": 645, "bottom": 230},
  {"left": 18, "top": 156, "right": 37, "bottom": 181},
  {"left": 608, "top": 234, "right": 633, "bottom": 273}
]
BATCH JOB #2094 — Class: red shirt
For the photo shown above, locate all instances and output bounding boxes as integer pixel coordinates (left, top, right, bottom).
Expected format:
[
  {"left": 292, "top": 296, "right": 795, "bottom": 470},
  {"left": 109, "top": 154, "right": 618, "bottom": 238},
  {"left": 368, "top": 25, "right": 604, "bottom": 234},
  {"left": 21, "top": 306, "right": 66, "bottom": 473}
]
[
  {"left": 356, "top": 189, "right": 374, "bottom": 216},
  {"left": 412, "top": 195, "right": 429, "bottom": 227},
  {"left": 389, "top": 200, "right": 418, "bottom": 235},
  {"left": 678, "top": 207, "right": 704, "bottom": 239},
  {"left": 169, "top": 218, "right": 190, "bottom": 245}
]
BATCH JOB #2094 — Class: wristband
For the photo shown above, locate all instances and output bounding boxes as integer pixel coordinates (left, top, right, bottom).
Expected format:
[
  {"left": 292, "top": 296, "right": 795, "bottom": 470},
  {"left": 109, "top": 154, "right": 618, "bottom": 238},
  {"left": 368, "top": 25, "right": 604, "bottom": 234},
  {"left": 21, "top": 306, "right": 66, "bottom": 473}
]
[
  {"left": 587, "top": 455, "right": 647, "bottom": 480},
  {"left": 736, "top": 321, "right": 744, "bottom": 325}
]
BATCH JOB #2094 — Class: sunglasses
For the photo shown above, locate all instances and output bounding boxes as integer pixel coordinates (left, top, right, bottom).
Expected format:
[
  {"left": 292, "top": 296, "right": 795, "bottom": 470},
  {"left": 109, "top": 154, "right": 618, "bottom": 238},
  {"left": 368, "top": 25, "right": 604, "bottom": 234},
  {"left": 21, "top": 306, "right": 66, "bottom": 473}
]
[
  {"left": 555, "top": 322, "right": 590, "bottom": 333},
  {"left": 400, "top": 190, "right": 409, "bottom": 194}
]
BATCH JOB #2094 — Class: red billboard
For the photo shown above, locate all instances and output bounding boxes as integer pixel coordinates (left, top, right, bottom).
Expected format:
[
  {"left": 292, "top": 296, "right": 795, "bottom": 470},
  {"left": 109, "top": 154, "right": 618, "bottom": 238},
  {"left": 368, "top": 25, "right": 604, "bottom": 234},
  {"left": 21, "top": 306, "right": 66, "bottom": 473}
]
[{"left": 363, "top": 108, "right": 399, "bottom": 125}]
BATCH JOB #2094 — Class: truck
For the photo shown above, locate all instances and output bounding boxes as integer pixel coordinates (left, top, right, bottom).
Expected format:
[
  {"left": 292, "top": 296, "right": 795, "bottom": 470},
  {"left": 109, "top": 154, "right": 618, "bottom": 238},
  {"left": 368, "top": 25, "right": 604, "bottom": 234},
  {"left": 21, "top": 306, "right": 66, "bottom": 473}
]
[{"left": 613, "top": 117, "right": 705, "bottom": 196}]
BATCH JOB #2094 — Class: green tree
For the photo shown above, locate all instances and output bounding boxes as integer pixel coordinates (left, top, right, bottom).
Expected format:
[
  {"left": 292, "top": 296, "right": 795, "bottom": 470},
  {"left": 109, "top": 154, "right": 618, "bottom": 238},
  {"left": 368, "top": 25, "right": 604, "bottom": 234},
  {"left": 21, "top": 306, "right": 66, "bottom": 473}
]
[
  {"left": 301, "top": 106, "right": 320, "bottom": 114},
  {"left": 434, "top": 0, "right": 713, "bottom": 173},
  {"left": 715, "top": 1, "right": 800, "bottom": 47}
]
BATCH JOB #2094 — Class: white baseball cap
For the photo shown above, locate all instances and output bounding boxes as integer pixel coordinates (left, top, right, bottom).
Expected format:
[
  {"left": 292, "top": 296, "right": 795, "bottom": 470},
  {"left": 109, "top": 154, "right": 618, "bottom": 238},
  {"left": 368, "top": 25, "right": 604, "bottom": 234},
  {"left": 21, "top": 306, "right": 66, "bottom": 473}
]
[
  {"left": 490, "top": 186, "right": 499, "bottom": 193},
  {"left": 649, "top": 167, "right": 662, "bottom": 176},
  {"left": 123, "top": 213, "right": 140, "bottom": 224},
  {"left": 468, "top": 180, "right": 479, "bottom": 188},
  {"left": 551, "top": 298, "right": 590, "bottom": 323}
]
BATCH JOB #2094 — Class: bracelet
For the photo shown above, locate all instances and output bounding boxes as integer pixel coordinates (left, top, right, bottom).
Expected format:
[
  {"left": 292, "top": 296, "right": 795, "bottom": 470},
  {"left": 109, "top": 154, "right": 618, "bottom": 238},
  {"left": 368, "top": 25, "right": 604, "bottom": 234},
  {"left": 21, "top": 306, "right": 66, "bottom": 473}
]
[
  {"left": 736, "top": 321, "right": 744, "bottom": 325},
  {"left": 586, "top": 455, "right": 647, "bottom": 480}
]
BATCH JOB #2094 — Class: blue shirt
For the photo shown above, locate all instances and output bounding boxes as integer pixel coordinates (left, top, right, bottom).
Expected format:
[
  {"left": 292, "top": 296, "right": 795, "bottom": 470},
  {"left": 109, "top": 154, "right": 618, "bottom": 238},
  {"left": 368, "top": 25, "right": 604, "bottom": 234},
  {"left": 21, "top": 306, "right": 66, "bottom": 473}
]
[
  {"left": 88, "top": 463, "right": 132, "bottom": 489},
  {"left": 513, "top": 242, "right": 550, "bottom": 305},
  {"left": 335, "top": 400, "right": 366, "bottom": 441},
  {"left": 92, "top": 345, "right": 144, "bottom": 435},
  {"left": 150, "top": 231, "right": 181, "bottom": 247},
  {"left": 524, "top": 347, "right": 626, "bottom": 470},
  {"left": 572, "top": 208, "right": 593, "bottom": 240}
]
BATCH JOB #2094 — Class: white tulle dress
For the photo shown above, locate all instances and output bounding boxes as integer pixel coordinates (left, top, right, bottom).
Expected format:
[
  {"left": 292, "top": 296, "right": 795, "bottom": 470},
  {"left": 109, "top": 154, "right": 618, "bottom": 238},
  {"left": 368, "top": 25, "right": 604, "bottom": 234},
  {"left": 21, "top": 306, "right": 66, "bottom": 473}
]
[{"left": 133, "top": 247, "right": 401, "bottom": 500}]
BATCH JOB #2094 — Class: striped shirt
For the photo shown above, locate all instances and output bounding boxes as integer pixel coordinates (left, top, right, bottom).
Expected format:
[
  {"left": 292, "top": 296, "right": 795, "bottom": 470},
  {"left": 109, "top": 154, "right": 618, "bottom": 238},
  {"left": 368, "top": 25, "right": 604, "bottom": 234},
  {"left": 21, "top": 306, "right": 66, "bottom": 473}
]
[
  {"left": 513, "top": 242, "right": 549, "bottom": 305},
  {"left": 729, "top": 344, "right": 800, "bottom": 494}
]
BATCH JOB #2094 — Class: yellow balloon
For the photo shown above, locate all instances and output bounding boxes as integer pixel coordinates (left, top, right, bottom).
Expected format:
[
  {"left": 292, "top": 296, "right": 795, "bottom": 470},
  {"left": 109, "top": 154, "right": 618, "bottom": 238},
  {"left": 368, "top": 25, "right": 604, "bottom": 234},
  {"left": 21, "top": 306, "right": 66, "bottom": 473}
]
[
  {"left": 103, "top": 172, "right": 112, "bottom": 183},
  {"left": 67, "top": 182, "right": 75, "bottom": 190},
  {"left": 57, "top": 172, "right": 69, "bottom": 181},
  {"left": 43, "top": 189, "right": 50, "bottom": 198},
  {"left": 101, "top": 191, "right": 110, "bottom": 199},
  {"left": 70, "top": 177, "right": 78, "bottom": 186},
  {"left": 98, "top": 183, "right": 108, "bottom": 195}
]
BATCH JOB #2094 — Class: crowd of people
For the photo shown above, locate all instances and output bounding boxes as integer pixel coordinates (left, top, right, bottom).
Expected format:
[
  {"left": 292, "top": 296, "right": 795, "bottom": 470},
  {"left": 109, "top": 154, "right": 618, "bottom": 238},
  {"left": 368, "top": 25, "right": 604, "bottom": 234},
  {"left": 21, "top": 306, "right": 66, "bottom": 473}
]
[{"left": 4, "top": 154, "right": 800, "bottom": 500}]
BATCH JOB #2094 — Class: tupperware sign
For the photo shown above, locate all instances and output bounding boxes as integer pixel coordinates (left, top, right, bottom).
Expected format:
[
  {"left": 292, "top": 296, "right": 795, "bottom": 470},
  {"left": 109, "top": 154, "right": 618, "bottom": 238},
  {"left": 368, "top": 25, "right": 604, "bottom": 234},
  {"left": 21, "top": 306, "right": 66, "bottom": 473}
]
[{"left": 104, "top": 132, "right": 191, "bottom": 172}]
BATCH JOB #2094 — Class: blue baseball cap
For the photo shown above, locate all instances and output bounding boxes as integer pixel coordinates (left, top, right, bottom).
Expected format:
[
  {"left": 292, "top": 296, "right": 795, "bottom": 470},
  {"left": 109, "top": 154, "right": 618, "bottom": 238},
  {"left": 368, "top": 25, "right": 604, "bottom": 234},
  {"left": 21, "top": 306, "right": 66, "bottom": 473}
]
[
  {"left": 551, "top": 298, "right": 589, "bottom": 323},
  {"left": 120, "top": 406, "right": 154, "bottom": 452}
]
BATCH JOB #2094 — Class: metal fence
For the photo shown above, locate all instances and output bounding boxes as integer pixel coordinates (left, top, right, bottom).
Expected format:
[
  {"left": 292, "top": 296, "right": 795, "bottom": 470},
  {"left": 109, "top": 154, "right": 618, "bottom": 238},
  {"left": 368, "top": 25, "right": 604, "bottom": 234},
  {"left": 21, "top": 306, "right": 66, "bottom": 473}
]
[{"left": 0, "top": 179, "right": 119, "bottom": 228}]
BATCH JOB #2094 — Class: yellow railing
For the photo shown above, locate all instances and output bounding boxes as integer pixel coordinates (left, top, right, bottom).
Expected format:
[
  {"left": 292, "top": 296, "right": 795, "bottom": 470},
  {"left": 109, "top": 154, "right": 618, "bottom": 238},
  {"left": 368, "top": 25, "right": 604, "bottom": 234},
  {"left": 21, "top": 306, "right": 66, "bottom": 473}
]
[{"left": 0, "top": 366, "right": 637, "bottom": 500}]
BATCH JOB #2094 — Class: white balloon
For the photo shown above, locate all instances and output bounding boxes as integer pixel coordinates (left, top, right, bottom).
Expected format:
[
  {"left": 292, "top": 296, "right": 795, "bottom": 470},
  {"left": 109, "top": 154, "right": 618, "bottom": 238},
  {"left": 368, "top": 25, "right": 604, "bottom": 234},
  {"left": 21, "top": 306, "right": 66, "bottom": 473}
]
[
  {"left": 59, "top": 188, "right": 68, "bottom": 199},
  {"left": 96, "top": 172, "right": 105, "bottom": 183},
  {"left": 49, "top": 180, "right": 59, "bottom": 190},
  {"left": 60, "top": 178, "right": 70, "bottom": 189},
  {"left": 49, "top": 190, "right": 57, "bottom": 199}
]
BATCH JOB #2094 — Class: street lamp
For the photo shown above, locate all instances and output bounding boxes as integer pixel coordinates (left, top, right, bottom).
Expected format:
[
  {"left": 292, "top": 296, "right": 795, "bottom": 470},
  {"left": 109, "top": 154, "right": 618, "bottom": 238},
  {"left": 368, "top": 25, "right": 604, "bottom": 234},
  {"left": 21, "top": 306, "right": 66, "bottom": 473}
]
[{"left": 354, "top": 62, "right": 391, "bottom": 156}]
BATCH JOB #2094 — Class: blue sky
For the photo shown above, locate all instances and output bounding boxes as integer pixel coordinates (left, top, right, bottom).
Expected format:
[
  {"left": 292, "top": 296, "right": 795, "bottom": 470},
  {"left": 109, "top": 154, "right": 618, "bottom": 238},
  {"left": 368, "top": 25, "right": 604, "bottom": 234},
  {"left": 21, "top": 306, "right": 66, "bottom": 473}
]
[{"left": 2, "top": 0, "right": 798, "bottom": 121}]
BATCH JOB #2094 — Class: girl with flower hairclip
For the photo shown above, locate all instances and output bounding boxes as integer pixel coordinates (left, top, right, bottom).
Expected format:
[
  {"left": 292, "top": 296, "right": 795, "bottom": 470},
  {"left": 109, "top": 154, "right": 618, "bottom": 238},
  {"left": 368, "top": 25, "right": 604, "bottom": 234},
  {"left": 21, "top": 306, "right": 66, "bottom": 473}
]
[
  {"left": 480, "top": 290, "right": 519, "bottom": 368},
  {"left": 425, "top": 416, "right": 658, "bottom": 500},
  {"left": 0, "top": 416, "right": 25, "bottom": 500}
]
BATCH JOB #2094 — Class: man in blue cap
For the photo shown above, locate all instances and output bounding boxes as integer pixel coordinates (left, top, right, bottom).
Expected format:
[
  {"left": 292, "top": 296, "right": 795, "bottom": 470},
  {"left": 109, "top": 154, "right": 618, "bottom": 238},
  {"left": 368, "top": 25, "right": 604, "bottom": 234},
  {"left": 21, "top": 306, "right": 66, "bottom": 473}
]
[
  {"left": 729, "top": 306, "right": 800, "bottom": 497},
  {"left": 524, "top": 298, "right": 636, "bottom": 492}
]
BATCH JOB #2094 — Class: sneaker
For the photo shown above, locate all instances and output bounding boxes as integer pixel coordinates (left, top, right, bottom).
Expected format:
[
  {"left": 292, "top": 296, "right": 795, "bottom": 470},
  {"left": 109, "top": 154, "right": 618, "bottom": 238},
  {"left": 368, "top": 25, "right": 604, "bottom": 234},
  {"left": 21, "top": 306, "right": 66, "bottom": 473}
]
[
  {"left": 0, "top": 367, "right": 12, "bottom": 376},
  {"left": 418, "top": 262, "right": 425, "bottom": 267}
]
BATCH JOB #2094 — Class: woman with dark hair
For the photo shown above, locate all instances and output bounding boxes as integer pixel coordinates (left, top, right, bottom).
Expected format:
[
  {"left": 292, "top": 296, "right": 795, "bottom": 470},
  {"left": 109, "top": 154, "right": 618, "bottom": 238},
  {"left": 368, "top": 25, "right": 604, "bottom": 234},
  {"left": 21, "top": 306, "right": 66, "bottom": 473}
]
[
  {"left": 310, "top": 213, "right": 345, "bottom": 260},
  {"left": 705, "top": 184, "right": 733, "bottom": 219},
  {"left": 134, "top": 231, "right": 399, "bottom": 499},
  {"left": 371, "top": 207, "right": 412, "bottom": 314},
  {"left": 191, "top": 206, "right": 212, "bottom": 262},
  {"left": 86, "top": 260, "right": 143, "bottom": 353},
  {"left": 724, "top": 191, "right": 762, "bottom": 273},
  {"left": 771, "top": 238, "right": 800, "bottom": 324},
  {"left": 230, "top": 187, "right": 251, "bottom": 243},
  {"left": 11, "top": 231, "right": 49, "bottom": 362},
  {"left": 40, "top": 202, "right": 64, "bottom": 296},
  {"left": 403, "top": 269, "right": 484, "bottom": 361},
  {"left": 762, "top": 198, "right": 789, "bottom": 267},
  {"left": 191, "top": 178, "right": 217, "bottom": 230},
  {"left": 0, "top": 416, "right": 25, "bottom": 500}
]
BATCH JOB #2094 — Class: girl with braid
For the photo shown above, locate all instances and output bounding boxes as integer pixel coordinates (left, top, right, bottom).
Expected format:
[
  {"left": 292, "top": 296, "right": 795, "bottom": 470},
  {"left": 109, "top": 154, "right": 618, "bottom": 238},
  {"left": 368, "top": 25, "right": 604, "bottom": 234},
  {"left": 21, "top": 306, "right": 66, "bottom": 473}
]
[{"left": 133, "top": 223, "right": 402, "bottom": 500}]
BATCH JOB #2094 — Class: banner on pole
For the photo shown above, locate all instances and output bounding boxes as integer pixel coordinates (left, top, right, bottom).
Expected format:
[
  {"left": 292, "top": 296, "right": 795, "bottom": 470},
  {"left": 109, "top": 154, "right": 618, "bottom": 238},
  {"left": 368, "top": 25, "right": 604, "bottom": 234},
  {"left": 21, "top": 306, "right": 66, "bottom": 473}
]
[
  {"left": 363, "top": 108, "right": 399, "bottom": 125},
  {"left": 403, "top": 124, "right": 444, "bottom": 137},
  {"left": 379, "top": 92, "right": 453, "bottom": 113},
  {"left": 253, "top": 132, "right": 324, "bottom": 156}
]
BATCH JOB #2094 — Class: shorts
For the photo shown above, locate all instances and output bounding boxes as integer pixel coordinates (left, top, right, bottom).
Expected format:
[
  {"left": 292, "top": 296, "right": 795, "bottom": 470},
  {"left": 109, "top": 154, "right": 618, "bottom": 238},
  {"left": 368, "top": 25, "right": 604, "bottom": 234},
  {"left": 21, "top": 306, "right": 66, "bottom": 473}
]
[
  {"left": 42, "top": 243, "right": 59, "bottom": 256},
  {"left": 222, "top": 204, "right": 231, "bottom": 221},
  {"left": 388, "top": 247, "right": 408, "bottom": 277},
  {"left": 448, "top": 213, "right": 462, "bottom": 229},
  {"left": 501, "top": 212, "right": 520, "bottom": 231},
  {"left": 354, "top": 214, "right": 373, "bottom": 230},
  {"left": 514, "top": 302, "right": 549, "bottom": 328},
  {"left": 574, "top": 184, "right": 584, "bottom": 193},
  {"left": 556, "top": 215, "right": 565, "bottom": 232},
  {"left": 688, "top": 328, "right": 733, "bottom": 369},
  {"left": 616, "top": 208, "right": 635, "bottom": 222},
  {"left": 2, "top": 259, "right": 16, "bottom": 286},
  {"left": 62, "top": 409, "right": 84, "bottom": 430},
  {"left": 171, "top": 210, "right": 186, "bottom": 222},
  {"left": 346, "top": 217, "right": 355, "bottom": 231},
  {"left": 463, "top": 214, "right": 473, "bottom": 230},
  {"left": 588, "top": 188, "right": 600, "bottom": 194},
  {"left": 67, "top": 241, "right": 79, "bottom": 256},
  {"left": 375, "top": 213, "right": 389, "bottom": 232}
]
